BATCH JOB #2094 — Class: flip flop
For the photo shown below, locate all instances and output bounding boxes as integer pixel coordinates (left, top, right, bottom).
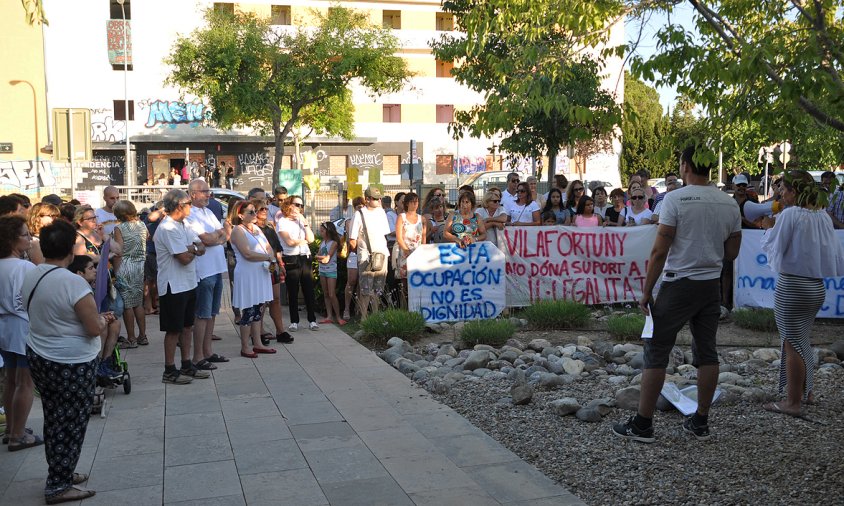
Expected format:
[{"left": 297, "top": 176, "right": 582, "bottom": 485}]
[
  {"left": 253, "top": 347, "right": 277, "bottom": 354},
  {"left": 763, "top": 402, "right": 803, "bottom": 418},
  {"left": 211, "top": 334, "right": 222, "bottom": 341},
  {"left": 207, "top": 353, "right": 229, "bottom": 363},
  {"left": 240, "top": 351, "right": 258, "bottom": 359},
  {"left": 45, "top": 485, "right": 96, "bottom": 504},
  {"left": 319, "top": 319, "right": 334, "bottom": 324}
]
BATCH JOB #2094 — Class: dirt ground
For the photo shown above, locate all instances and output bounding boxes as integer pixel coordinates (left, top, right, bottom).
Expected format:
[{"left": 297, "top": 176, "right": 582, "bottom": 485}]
[{"left": 414, "top": 318, "right": 843, "bottom": 351}]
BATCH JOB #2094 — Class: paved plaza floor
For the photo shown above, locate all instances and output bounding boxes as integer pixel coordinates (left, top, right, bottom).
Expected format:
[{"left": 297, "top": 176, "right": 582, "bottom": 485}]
[{"left": 0, "top": 314, "right": 583, "bottom": 505}]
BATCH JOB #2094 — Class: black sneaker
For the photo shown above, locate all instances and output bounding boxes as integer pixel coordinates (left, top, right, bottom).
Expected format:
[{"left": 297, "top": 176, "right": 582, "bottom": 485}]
[
  {"left": 683, "top": 416, "right": 711, "bottom": 440},
  {"left": 276, "top": 332, "right": 294, "bottom": 344},
  {"left": 180, "top": 365, "right": 210, "bottom": 379},
  {"left": 162, "top": 370, "right": 192, "bottom": 385},
  {"left": 611, "top": 416, "right": 655, "bottom": 443}
]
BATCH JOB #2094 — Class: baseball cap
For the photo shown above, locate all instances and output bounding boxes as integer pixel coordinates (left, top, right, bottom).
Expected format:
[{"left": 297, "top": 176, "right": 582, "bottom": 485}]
[
  {"left": 733, "top": 174, "right": 749, "bottom": 186},
  {"left": 364, "top": 186, "right": 382, "bottom": 200},
  {"left": 41, "top": 194, "right": 63, "bottom": 206}
]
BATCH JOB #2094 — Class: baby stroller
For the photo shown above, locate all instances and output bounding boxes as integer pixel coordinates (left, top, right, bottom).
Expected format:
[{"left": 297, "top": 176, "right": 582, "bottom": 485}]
[{"left": 92, "top": 346, "right": 131, "bottom": 417}]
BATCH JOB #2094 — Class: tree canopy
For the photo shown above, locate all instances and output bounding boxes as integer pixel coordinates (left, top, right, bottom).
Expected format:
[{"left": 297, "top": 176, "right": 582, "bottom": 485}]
[
  {"left": 431, "top": 0, "right": 623, "bottom": 183},
  {"left": 165, "top": 6, "right": 410, "bottom": 185},
  {"left": 620, "top": 71, "right": 673, "bottom": 182}
]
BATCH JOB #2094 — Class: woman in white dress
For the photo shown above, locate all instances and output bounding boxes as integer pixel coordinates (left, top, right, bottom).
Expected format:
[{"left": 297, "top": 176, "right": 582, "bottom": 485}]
[
  {"left": 506, "top": 182, "right": 541, "bottom": 226},
  {"left": 229, "top": 200, "right": 275, "bottom": 358}
]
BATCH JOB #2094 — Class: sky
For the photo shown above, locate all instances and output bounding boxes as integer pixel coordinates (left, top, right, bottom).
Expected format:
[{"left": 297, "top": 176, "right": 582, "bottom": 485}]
[{"left": 624, "top": 4, "right": 698, "bottom": 113}]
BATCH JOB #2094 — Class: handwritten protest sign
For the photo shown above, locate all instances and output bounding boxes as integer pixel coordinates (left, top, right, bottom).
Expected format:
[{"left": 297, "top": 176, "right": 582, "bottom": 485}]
[
  {"left": 734, "top": 230, "right": 844, "bottom": 318},
  {"left": 501, "top": 226, "right": 657, "bottom": 306},
  {"left": 407, "top": 241, "right": 506, "bottom": 323}
]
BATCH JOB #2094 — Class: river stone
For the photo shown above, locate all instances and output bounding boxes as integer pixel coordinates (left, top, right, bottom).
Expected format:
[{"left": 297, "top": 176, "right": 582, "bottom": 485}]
[
  {"left": 677, "top": 364, "right": 697, "bottom": 376},
  {"left": 398, "top": 360, "right": 420, "bottom": 375},
  {"left": 498, "top": 350, "right": 519, "bottom": 363},
  {"left": 444, "top": 372, "right": 466, "bottom": 383},
  {"left": 404, "top": 352, "right": 424, "bottom": 362},
  {"left": 752, "top": 348, "right": 781, "bottom": 362},
  {"left": 550, "top": 397, "right": 581, "bottom": 416},
  {"left": 472, "top": 368, "right": 491, "bottom": 377},
  {"left": 615, "top": 386, "right": 641, "bottom": 411},
  {"left": 669, "top": 347, "right": 685, "bottom": 368},
  {"left": 458, "top": 349, "right": 472, "bottom": 358},
  {"left": 725, "top": 349, "right": 751, "bottom": 363},
  {"left": 627, "top": 352, "right": 645, "bottom": 370},
  {"left": 575, "top": 406, "right": 603, "bottom": 422},
  {"left": 547, "top": 361, "right": 565, "bottom": 375},
  {"left": 473, "top": 344, "right": 496, "bottom": 352},
  {"left": 511, "top": 383, "right": 534, "bottom": 405},
  {"left": 464, "top": 350, "right": 493, "bottom": 370},
  {"left": 380, "top": 348, "right": 403, "bottom": 365},
  {"left": 505, "top": 338, "right": 526, "bottom": 350},
  {"left": 718, "top": 372, "right": 742, "bottom": 384},
  {"left": 615, "top": 364, "right": 636, "bottom": 376},
  {"left": 487, "top": 371, "right": 508, "bottom": 380},
  {"left": 592, "top": 341, "right": 614, "bottom": 360},
  {"left": 541, "top": 347, "right": 561, "bottom": 358},
  {"left": 582, "top": 355, "right": 602, "bottom": 372},
  {"left": 386, "top": 337, "right": 407, "bottom": 348},
  {"left": 539, "top": 373, "right": 568, "bottom": 389},
  {"left": 486, "top": 360, "right": 502, "bottom": 370},
  {"left": 413, "top": 360, "right": 430, "bottom": 368},
  {"left": 528, "top": 339, "right": 553, "bottom": 352},
  {"left": 434, "top": 355, "right": 451, "bottom": 364},
  {"left": 828, "top": 340, "right": 844, "bottom": 360},
  {"left": 444, "top": 357, "right": 464, "bottom": 368},
  {"left": 586, "top": 398, "right": 615, "bottom": 416},
  {"left": 736, "top": 359, "right": 769, "bottom": 374},
  {"left": 412, "top": 370, "right": 430, "bottom": 382},
  {"left": 562, "top": 357, "right": 585, "bottom": 376},
  {"left": 438, "top": 344, "right": 458, "bottom": 357},
  {"left": 513, "top": 359, "right": 526, "bottom": 367},
  {"left": 561, "top": 345, "right": 577, "bottom": 357},
  {"left": 577, "top": 336, "right": 594, "bottom": 347},
  {"left": 816, "top": 348, "right": 836, "bottom": 362},
  {"left": 608, "top": 375, "right": 628, "bottom": 386},
  {"left": 428, "top": 377, "right": 450, "bottom": 394},
  {"left": 526, "top": 365, "right": 549, "bottom": 376}
]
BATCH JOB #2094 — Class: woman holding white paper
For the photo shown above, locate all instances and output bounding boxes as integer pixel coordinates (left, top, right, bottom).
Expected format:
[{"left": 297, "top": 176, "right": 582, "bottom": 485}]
[{"left": 760, "top": 170, "right": 844, "bottom": 417}]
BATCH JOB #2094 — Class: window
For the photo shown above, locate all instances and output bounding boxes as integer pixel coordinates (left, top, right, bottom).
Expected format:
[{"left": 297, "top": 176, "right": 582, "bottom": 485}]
[
  {"left": 111, "top": 64, "right": 134, "bottom": 71},
  {"left": 113, "top": 100, "right": 135, "bottom": 121},
  {"left": 383, "top": 10, "right": 401, "bottom": 29},
  {"left": 436, "top": 155, "right": 453, "bottom": 175},
  {"left": 329, "top": 155, "right": 347, "bottom": 176},
  {"left": 213, "top": 2, "right": 234, "bottom": 15},
  {"left": 383, "top": 104, "right": 401, "bottom": 123},
  {"left": 436, "top": 105, "right": 454, "bottom": 123},
  {"left": 436, "top": 60, "right": 455, "bottom": 78},
  {"left": 281, "top": 155, "right": 293, "bottom": 169},
  {"left": 383, "top": 155, "right": 400, "bottom": 175},
  {"left": 271, "top": 5, "right": 291, "bottom": 25},
  {"left": 109, "top": 0, "right": 131, "bottom": 20},
  {"left": 436, "top": 12, "right": 453, "bottom": 31}
]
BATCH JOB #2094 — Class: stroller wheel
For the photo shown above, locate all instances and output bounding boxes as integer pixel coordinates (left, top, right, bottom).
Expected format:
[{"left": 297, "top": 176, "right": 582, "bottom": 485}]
[{"left": 123, "top": 374, "right": 132, "bottom": 395}]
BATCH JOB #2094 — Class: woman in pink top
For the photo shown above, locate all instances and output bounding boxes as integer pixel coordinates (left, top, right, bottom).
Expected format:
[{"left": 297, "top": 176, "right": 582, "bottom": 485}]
[{"left": 573, "top": 196, "right": 602, "bottom": 227}]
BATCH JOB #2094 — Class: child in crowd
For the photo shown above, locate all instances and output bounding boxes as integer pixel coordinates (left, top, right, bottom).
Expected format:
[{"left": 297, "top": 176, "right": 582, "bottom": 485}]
[
  {"left": 316, "top": 222, "right": 344, "bottom": 325},
  {"left": 573, "top": 196, "right": 603, "bottom": 227},
  {"left": 541, "top": 211, "right": 558, "bottom": 226}
]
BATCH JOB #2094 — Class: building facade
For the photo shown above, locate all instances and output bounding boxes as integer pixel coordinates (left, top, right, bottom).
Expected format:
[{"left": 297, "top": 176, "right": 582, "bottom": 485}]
[{"left": 16, "top": 0, "right": 624, "bottom": 197}]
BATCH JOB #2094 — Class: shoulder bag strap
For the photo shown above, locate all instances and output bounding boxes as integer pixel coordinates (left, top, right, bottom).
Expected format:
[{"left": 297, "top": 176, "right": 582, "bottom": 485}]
[{"left": 26, "top": 266, "right": 62, "bottom": 312}]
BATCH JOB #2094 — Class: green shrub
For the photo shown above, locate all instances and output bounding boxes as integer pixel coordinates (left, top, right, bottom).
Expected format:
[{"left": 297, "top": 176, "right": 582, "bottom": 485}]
[
  {"left": 461, "top": 319, "right": 516, "bottom": 347},
  {"left": 732, "top": 308, "right": 777, "bottom": 332},
  {"left": 521, "top": 300, "right": 592, "bottom": 329},
  {"left": 360, "top": 309, "right": 426, "bottom": 344},
  {"left": 607, "top": 314, "right": 645, "bottom": 340}
]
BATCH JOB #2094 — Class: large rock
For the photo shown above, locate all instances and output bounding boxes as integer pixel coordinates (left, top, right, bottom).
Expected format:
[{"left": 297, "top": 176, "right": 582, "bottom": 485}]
[
  {"left": 498, "top": 350, "right": 519, "bottom": 363},
  {"left": 528, "top": 339, "right": 553, "bottom": 352},
  {"left": 541, "top": 347, "right": 560, "bottom": 358},
  {"left": 586, "top": 398, "right": 615, "bottom": 416},
  {"left": 550, "top": 397, "right": 581, "bottom": 416},
  {"left": 438, "top": 344, "right": 458, "bottom": 358},
  {"left": 511, "top": 383, "right": 534, "bottom": 405},
  {"left": 473, "top": 344, "right": 496, "bottom": 352},
  {"left": 539, "top": 373, "right": 568, "bottom": 389},
  {"left": 752, "top": 348, "right": 781, "bottom": 362},
  {"left": 577, "top": 336, "right": 594, "bottom": 348},
  {"left": 386, "top": 337, "right": 407, "bottom": 348},
  {"left": 561, "top": 357, "right": 585, "bottom": 376},
  {"left": 505, "top": 338, "right": 526, "bottom": 350},
  {"left": 725, "top": 349, "right": 751, "bottom": 363},
  {"left": 575, "top": 406, "right": 603, "bottom": 422},
  {"left": 816, "top": 348, "right": 837, "bottom": 363},
  {"left": 615, "top": 386, "right": 641, "bottom": 411},
  {"left": 828, "top": 340, "right": 844, "bottom": 360},
  {"left": 718, "top": 372, "right": 742, "bottom": 385},
  {"left": 463, "top": 350, "right": 493, "bottom": 370},
  {"left": 627, "top": 352, "right": 645, "bottom": 370}
]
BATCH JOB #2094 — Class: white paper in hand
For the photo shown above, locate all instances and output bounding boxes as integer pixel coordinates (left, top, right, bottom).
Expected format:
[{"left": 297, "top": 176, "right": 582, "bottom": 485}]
[{"left": 641, "top": 305, "right": 654, "bottom": 339}]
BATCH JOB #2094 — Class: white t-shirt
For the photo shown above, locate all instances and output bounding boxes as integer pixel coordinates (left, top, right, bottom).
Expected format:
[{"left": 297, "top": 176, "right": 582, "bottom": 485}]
[
  {"left": 501, "top": 189, "right": 519, "bottom": 214},
  {"left": 594, "top": 204, "right": 608, "bottom": 219},
  {"left": 0, "top": 258, "right": 35, "bottom": 355},
  {"left": 22, "top": 264, "right": 100, "bottom": 364},
  {"left": 627, "top": 207, "right": 654, "bottom": 225},
  {"left": 508, "top": 201, "right": 541, "bottom": 224},
  {"left": 185, "top": 206, "right": 227, "bottom": 280},
  {"left": 277, "top": 217, "right": 311, "bottom": 256},
  {"left": 154, "top": 215, "right": 200, "bottom": 296},
  {"left": 761, "top": 206, "right": 844, "bottom": 278},
  {"left": 349, "top": 207, "right": 390, "bottom": 262},
  {"left": 659, "top": 184, "right": 741, "bottom": 281},
  {"left": 385, "top": 209, "right": 398, "bottom": 235},
  {"left": 96, "top": 207, "right": 119, "bottom": 237}
]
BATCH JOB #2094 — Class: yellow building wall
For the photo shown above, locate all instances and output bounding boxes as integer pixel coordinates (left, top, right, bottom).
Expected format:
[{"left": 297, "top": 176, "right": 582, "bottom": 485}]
[
  {"left": 402, "top": 104, "right": 435, "bottom": 124},
  {"left": 399, "top": 10, "right": 434, "bottom": 30},
  {"left": 0, "top": 4, "right": 47, "bottom": 163},
  {"left": 354, "top": 103, "right": 383, "bottom": 123},
  {"left": 235, "top": 3, "right": 270, "bottom": 16},
  {"left": 404, "top": 57, "right": 435, "bottom": 78}
]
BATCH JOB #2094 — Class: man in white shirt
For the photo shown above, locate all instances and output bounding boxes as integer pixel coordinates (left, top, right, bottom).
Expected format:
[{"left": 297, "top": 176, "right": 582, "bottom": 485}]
[
  {"left": 500, "top": 172, "right": 521, "bottom": 214},
  {"left": 612, "top": 146, "right": 741, "bottom": 444},
  {"left": 348, "top": 187, "right": 390, "bottom": 318},
  {"left": 185, "top": 179, "right": 229, "bottom": 370},
  {"left": 95, "top": 186, "right": 120, "bottom": 236},
  {"left": 268, "top": 186, "right": 288, "bottom": 226},
  {"left": 155, "top": 189, "right": 207, "bottom": 385}
]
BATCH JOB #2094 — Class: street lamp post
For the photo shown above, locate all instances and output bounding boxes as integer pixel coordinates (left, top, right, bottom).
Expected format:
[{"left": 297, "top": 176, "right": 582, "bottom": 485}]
[
  {"left": 117, "top": 0, "right": 133, "bottom": 186},
  {"left": 9, "top": 79, "right": 40, "bottom": 176}
]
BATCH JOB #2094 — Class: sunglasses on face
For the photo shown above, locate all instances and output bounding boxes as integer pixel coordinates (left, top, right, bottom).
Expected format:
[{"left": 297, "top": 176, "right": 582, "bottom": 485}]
[
  {"left": 736, "top": 184, "right": 748, "bottom": 188},
  {"left": 243, "top": 209, "right": 256, "bottom": 215},
  {"left": 573, "top": 187, "right": 584, "bottom": 192},
  {"left": 489, "top": 199, "right": 500, "bottom": 203},
  {"left": 517, "top": 189, "right": 527, "bottom": 193},
  {"left": 82, "top": 216, "right": 97, "bottom": 221},
  {"left": 630, "top": 196, "right": 645, "bottom": 201},
  {"left": 292, "top": 202, "right": 304, "bottom": 208},
  {"left": 510, "top": 179, "right": 519, "bottom": 183},
  {"left": 433, "top": 193, "right": 443, "bottom": 197},
  {"left": 40, "top": 213, "right": 59, "bottom": 218}
]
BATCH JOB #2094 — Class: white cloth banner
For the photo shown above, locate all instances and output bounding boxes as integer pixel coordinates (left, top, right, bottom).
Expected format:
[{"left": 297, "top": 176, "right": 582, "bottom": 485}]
[
  {"left": 407, "top": 241, "right": 507, "bottom": 323},
  {"left": 501, "top": 226, "right": 658, "bottom": 307},
  {"left": 734, "top": 230, "right": 844, "bottom": 318}
]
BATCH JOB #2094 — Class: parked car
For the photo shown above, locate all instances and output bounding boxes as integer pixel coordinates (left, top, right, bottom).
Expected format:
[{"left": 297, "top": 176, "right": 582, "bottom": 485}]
[{"left": 460, "top": 170, "right": 528, "bottom": 200}]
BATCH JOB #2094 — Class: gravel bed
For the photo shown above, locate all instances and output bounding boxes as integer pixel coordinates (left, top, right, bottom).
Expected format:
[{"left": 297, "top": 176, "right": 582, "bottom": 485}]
[{"left": 430, "top": 366, "right": 844, "bottom": 506}]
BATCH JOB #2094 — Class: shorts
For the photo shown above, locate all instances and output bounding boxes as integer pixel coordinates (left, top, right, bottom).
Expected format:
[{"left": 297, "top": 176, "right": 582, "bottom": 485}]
[
  {"left": 144, "top": 253, "right": 158, "bottom": 282},
  {"left": 347, "top": 252, "right": 358, "bottom": 269},
  {"left": 0, "top": 349, "right": 28, "bottom": 369},
  {"left": 358, "top": 256, "right": 387, "bottom": 297},
  {"left": 159, "top": 287, "right": 197, "bottom": 333},
  {"left": 320, "top": 271, "right": 338, "bottom": 279},
  {"left": 108, "top": 288, "right": 125, "bottom": 317},
  {"left": 236, "top": 304, "right": 264, "bottom": 326},
  {"left": 644, "top": 277, "right": 721, "bottom": 369},
  {"left": 195, "top": 273, "right": 223, "bottom": 319}
]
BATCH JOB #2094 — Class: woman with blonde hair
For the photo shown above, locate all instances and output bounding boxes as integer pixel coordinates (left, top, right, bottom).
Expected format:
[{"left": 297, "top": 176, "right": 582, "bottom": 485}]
[
  {"left": 476, "top": 191, "right": 508, "bottom": 247},
  {"left": 26, "top": 202, "right": 60, "bottom": 265}
]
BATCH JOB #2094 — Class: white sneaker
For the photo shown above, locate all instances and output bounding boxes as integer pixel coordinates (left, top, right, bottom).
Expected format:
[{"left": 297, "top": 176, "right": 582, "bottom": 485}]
[
  {"left": 288, "top": 323, "right": 298, "bottom": 332},
  {"left": 309, "top": 321, "right": 319, "bottom": 331}
]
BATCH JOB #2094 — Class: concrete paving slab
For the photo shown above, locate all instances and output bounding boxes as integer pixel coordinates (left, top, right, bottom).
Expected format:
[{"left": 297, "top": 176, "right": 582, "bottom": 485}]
[
  {"left": 380, "top": 454, "right": 474, "bottom": 494},
  {"left": 320, "top": 476, "right": 414, "bottom": 506},
  {"left": 232, "top": 437, "right": 307, "bottom": 475},
  {"left": 303, "top": 445, "right": 390, "bottom": 485},
  {"left": 165, "top": 412, "right": 227, "bottom": 439},
  {"left": 220, "top": 396, "right": 279, "bottom": 421},
  {"left": 83, "top": 484, "right": 164, "bottom": 506},
  {"left": 357, "top": 426, "right": 442, "bottom": 460},
  {"left": 166, "top": 494, "right": 246, "bottom": 506},
  {"left": 407, "top": 484, "right": 500, "bottom": 506},
  {"left": 429, "top": 432, "right": 522, "bottom": 467},
  {"left": 164, "top": 433, "right": 233, "bottom": 467},
  {"left": 462, "top": 460, "right": 572, "bottom": 504},
  {"left": 163, "top": 459, "right": 242, "bottom": 503},
  {"left": 289, "top": 421, "right": 363, "bottom": 453},
  {"left": 87, "top": 452, "right": 164, "bottom": 492},
  {"left": 164, "top": 390, "right": 221, "bottom": 417},
  {"left": 280, "top": 399, "right": 344, "bottom": 426},
  {"left": 240, "top": 469, "right": 328, "bottom": 506},
  {"left": 225, "top": 415, "right": 292, "bottom": 448},
  {"left": 97, "top": 426, "right": 164, "bottom": 459}
]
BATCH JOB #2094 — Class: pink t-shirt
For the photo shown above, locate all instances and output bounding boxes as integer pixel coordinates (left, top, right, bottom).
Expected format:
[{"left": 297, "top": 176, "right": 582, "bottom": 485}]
[{"left": 574, "top": 214, "right": 600, "bottom": 227}]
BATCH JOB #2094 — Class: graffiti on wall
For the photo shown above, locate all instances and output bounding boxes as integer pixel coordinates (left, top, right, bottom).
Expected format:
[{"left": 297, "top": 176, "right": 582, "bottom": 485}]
[
  {"left": 90, "top": 108, "right": 126, "bottom": 142},
  {"left": 0, "top": 160, "right": 57, "bottom": 190},
  {"left": 349, "top": 152, "right": 383, "bottom": 169},
  {"left": 234, "top": 151, "right": 274, "bottom": 190},
  {"left": 106, "top": 19, "right": 132, "bottom": 65},
  {"left": 138, "top": 99, "right": 212, "bottom": 128},
  {"left": 454, "top": 156, "right": 486, "bottom": 175}
]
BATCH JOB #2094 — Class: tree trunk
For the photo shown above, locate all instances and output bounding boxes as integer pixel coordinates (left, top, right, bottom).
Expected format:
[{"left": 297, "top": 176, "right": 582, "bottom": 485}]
[
  {"left": 547, "top": 147, "right": 558, "bottom": 185},
  {"left": 272, "top": 116, "right": 283, "bottom": 191}
]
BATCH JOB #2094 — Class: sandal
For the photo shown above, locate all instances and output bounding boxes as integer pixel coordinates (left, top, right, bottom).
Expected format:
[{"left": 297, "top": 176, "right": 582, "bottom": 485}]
[
  {"left": 207, "top": 353, "right": 229, "bottom": 363},
  {"left": 119, "top": 340, "right": 138, "bottom": 349},
  {"left": 3, "top": 427, "right": 33, "bottom": 445},
  {"left": 72, "top": 473, "right": 89, "bottom": 485},
  {"left": 8, "top": 432, "right": 44, "bottom": 452},
  {"left": 195, "top": 359, "right": 217, "bottom": 371},
  {"left": 45, "top": 485, "right": 96, "bottom": 504},
  {"left": 137, "top": 335, "right": 149, "bottom": 346}
]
